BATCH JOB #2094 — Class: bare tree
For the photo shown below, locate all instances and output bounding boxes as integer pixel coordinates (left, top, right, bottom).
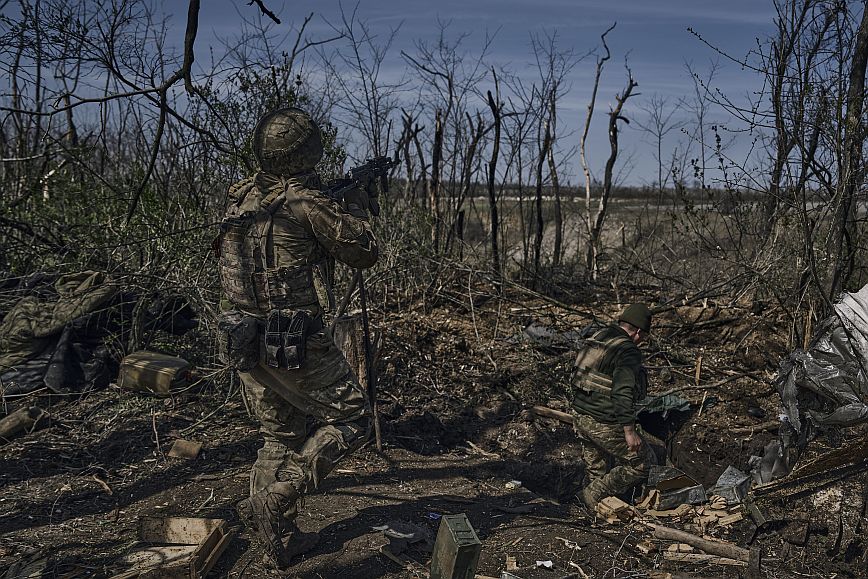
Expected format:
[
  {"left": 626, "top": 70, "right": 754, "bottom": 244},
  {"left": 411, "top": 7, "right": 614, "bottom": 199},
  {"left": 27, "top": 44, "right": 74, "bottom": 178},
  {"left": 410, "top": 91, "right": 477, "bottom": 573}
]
[{"left": 586, "top": 65, "right": 638, "bottom": 277}]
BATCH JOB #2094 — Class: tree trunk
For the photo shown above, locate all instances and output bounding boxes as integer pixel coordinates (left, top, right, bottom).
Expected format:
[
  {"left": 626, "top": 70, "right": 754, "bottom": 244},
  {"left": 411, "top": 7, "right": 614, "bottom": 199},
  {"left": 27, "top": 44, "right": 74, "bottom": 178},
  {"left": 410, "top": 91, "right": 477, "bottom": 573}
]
[
  {"left": 533, "top": 120, "right": 552, "bottom": 283},
  {"left": 828, "top": 4, "right": 868, "bottom": 299},
  {"left": 430, "top": 109, "right": 444, "bottom": 253},
  {"left": 486, "top": 85, "right": 502, "bottom": 278},
  {"left": 587, "top": 74, "right": 637, "bottom": 277}
]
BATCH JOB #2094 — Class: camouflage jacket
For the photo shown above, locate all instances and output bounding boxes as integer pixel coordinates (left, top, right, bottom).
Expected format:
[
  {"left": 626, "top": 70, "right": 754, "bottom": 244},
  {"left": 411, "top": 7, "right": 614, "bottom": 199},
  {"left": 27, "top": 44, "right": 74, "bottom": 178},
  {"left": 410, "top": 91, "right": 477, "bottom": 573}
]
[
  {"left": 569, "top": 323, "right": 646, "bottom": 425},
  {"left": 219, "top": 171, "right": 378, "bottom": 318}
]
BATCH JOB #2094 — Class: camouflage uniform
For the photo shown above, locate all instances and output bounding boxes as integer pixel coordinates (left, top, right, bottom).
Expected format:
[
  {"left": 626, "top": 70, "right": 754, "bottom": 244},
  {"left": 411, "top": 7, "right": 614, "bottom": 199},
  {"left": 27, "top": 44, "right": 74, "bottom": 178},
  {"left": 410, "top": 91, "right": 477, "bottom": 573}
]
[
  {"left": 569, "top": 322, "right": 654, "bottom": 505},
  {"left": 217, "top": 108, "right": 377, "bottom": 568}
]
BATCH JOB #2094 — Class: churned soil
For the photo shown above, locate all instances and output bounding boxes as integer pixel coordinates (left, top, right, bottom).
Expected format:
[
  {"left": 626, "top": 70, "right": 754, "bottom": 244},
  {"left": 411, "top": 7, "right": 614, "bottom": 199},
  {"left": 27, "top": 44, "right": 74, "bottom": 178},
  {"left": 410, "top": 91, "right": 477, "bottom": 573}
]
[{"left": 1, "top": 278, "right": 863, "bottom": 578}]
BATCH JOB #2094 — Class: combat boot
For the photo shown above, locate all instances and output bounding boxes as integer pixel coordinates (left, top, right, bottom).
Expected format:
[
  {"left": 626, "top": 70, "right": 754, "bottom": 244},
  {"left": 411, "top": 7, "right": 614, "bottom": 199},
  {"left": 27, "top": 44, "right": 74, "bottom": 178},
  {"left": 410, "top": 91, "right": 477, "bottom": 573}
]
[
  {"left": 578, "top": 485, "right": 602, "bottom": 511},
  {"left": 237, "top": 482, "right": 303, "bottom": 569}
]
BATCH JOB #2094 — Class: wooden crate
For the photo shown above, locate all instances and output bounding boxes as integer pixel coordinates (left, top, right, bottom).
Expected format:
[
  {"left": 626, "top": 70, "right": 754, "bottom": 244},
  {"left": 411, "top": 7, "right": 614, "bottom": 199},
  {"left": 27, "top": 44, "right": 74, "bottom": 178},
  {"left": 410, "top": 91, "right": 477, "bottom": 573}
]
[{"left": 112, "top": 517, "right": 233, "bottom": 578}]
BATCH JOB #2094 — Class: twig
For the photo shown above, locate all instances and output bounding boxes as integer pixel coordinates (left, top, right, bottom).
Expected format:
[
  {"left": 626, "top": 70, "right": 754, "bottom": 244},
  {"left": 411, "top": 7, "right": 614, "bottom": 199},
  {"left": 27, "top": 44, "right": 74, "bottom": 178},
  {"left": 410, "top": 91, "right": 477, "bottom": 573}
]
[
  {"left": 152, "top": 409, "right": 164, "bottom": 460},
  {"left": 466, "top": 440, "right": 500, "bottom": 458},
  {"left": 92, "top": 474, "right": 113, "bottom": 495},
  {"left": 247, "top": 0, "right": 281, "bottom": 23},
  {"left": 195, "top": 489, "right": 215, "bottom": 511}
]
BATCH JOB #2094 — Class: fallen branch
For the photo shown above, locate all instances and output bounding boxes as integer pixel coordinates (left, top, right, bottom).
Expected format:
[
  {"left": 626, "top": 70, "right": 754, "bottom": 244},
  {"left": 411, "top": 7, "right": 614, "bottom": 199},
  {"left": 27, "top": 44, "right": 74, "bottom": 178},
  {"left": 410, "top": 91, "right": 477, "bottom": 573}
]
[
  {"left": 0, "top": 406, "right": 48, "bottom": 444},
  {"left": 650, "top": 523, "right": 749, "bottom": 562},
  {"left": 663, "top": 551, "right": 746, "bottom": 566},
  {"left": 531, "top": 405, "right": 573, "bottom": 424}
]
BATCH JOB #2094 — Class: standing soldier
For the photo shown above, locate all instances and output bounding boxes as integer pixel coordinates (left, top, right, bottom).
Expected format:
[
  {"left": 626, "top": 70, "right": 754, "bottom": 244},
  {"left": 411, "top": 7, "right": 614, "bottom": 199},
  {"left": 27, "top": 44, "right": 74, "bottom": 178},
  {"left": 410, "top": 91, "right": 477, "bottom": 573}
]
[
  {"left": 215, "top": 107, "right": 378, "bottom": 569},
  {"left": 569, "top": 304, "right": 656, "bottom": 508}
]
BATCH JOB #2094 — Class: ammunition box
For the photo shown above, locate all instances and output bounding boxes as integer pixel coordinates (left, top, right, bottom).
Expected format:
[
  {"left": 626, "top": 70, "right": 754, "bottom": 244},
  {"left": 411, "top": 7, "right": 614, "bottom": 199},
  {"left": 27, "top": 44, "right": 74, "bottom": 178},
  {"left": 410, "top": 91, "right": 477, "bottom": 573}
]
[{"left": 429, "top": 513, "right": 481, "bottom": 579}]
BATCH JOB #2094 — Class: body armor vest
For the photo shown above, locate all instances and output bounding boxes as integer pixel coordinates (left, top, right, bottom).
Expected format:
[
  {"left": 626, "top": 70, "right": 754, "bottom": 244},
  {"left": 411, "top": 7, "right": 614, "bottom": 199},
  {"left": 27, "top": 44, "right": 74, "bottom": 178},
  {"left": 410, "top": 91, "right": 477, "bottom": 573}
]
[
  {"left": 571, "top": 329, "right": 632, "bottom": 396},
  {"left": 217, "top": 177, "right": 325, "bottom": 317}
]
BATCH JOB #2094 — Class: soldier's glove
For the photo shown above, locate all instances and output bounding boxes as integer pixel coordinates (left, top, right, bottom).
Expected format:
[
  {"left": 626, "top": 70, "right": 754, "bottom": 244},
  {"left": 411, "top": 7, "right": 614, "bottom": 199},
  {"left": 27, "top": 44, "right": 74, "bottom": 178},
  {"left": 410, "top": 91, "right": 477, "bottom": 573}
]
[
  {"left": 343, "top": 185, "right": 376, "bottom": 219},
  {"left": 363, "top": 176, "right": 381, "bottom": 217}
]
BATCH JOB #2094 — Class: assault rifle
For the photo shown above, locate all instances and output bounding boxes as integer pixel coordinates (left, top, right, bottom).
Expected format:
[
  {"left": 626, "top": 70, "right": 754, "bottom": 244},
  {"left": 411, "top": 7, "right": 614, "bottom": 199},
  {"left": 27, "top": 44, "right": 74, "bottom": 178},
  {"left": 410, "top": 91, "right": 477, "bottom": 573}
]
[
  {"left": 325, "top": 155, "right": 398, "bottom": 217},
  {"left": 326, "top": 155, "right": 397, "bottom": 453}
]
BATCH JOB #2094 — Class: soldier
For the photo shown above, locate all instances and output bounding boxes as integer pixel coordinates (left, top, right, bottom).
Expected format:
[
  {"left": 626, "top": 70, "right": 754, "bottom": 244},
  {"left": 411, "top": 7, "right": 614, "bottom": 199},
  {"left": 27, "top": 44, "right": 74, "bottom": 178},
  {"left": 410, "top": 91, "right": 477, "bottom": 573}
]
[
  {"left": 215, "top": 107, "right": 378, "bottom": 568},
  {"left": 569, "top": 303, "right": 656, "bottom": 508}
]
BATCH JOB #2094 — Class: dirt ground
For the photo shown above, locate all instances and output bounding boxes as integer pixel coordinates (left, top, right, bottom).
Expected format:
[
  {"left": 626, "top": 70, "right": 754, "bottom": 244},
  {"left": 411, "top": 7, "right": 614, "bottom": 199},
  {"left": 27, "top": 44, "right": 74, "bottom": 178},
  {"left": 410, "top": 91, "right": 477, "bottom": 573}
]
[{"left": 2, "top": 277, "right": 866, "bottom": 578}]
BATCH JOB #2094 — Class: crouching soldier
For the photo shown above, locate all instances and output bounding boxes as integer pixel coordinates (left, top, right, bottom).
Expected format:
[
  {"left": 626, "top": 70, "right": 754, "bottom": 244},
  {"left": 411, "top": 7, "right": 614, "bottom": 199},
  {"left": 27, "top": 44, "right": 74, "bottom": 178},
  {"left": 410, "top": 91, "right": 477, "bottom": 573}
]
[
  {"left": 570, "top": 304, "right": 656, "bottom": 508},
  {"left": 215, "top": 107, "right": 378, "bottom": 568}
]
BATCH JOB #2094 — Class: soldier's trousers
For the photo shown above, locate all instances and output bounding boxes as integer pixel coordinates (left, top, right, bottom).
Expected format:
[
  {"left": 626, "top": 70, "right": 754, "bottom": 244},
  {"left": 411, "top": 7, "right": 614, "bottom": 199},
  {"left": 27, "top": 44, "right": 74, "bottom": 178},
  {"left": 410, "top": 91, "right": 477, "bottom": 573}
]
[
  {"left": 238, "top": 328, "right": 370, "bottom": 519},
  {"left": 573, "top": 412, "right": 655, "bottom": 502}
]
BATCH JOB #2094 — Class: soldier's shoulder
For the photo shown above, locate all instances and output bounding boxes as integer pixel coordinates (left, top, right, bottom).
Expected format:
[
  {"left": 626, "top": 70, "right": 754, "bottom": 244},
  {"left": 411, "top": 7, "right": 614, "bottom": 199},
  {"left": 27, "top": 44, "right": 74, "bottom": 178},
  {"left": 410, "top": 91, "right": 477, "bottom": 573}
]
[{"left": 227, "top": 176, "right": 257, "bottom": 202}]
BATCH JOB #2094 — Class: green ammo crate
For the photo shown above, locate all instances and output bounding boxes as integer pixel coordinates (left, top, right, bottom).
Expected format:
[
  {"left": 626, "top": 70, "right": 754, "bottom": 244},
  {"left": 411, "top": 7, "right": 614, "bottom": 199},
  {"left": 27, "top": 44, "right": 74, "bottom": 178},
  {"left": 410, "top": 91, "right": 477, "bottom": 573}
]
[{"left": 429, "top": 513, "right": 482, "bottom": 579}]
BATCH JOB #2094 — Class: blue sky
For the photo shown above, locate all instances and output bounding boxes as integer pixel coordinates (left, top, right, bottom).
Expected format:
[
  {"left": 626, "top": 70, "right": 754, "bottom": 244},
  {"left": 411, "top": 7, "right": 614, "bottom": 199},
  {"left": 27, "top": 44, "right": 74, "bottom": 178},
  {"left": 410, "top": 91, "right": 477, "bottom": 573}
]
[{"left": 184, "top": 0, "right": 778, "bottom": 187}]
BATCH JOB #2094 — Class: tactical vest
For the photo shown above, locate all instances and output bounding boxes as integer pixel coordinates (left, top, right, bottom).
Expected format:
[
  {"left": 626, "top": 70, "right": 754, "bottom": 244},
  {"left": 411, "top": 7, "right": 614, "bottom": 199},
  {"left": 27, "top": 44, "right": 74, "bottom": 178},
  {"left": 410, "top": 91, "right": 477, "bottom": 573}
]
[
  {"left": 217, "top": 177, "right": 324, "bottom": 316},
  {"left": 571, "top": 329, "right": 632, "bottom": 396}
]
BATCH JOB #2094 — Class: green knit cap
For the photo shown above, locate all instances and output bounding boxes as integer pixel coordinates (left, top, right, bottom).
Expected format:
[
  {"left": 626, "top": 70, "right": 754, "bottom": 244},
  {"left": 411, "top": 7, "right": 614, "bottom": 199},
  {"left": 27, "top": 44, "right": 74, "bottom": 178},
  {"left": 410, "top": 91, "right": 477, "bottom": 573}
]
[{"left": 619, "top": 303, "right": 652, "bottom": 333}]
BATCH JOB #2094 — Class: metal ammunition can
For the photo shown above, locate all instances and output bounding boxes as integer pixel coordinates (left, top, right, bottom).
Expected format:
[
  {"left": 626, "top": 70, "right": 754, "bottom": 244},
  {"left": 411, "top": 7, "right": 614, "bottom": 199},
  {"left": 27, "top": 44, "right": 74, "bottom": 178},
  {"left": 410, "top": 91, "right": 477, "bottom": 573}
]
[{"left": 429, "top": 513, "right": 481, "bottom": 579}]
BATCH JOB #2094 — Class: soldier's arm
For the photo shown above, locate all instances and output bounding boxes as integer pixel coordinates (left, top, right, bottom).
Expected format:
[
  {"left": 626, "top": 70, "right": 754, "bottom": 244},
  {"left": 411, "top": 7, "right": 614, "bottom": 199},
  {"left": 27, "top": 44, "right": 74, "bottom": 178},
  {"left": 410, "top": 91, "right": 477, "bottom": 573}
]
[
  {"left": 610, "top": 347, "right": 643, "bottom": 425},
  {"left": 293, "top": 190, "right": 379, "bottom": 269}
]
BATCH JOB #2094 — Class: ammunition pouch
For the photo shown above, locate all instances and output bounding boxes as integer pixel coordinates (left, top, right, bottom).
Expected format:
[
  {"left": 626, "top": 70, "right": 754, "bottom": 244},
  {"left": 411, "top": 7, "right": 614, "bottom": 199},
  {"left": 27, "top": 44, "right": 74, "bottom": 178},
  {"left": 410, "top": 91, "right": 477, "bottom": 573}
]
[
  {"left": 264, "top": 310, "right": 324, "bottom": 370},
  {"left": 572, "top": 367, "right": 614, "bottom": 395},
  {"left": 217, "top": 310, "right": 261, "bottom": 371}
]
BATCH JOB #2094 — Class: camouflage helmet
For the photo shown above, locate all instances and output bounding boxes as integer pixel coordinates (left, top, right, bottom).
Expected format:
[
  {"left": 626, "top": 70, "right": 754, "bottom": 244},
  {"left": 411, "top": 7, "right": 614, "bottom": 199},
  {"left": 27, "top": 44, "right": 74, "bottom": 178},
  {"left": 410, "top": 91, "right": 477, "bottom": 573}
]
[
  {"left": 252, "top": 107, "right": 323, "bottom": 175},
  {"left": 618, "top": 303, "right": 652, "bottom": 334}
]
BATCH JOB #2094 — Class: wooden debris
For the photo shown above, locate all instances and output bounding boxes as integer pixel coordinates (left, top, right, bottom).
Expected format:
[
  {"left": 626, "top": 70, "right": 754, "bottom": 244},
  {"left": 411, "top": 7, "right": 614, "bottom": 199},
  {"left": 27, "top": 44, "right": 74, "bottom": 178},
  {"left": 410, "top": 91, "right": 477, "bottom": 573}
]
[
  {"left": 0, "top": 406, "right": 48, "bottom": 444},
  {"left": 167, "top": 439, "right": 202, "bottom": 459},
  {"left": 666, "top": 543, "right": 694, "bottom": 553},
  {"left": 637, "top": 489, "right": 659, "bottom": 509},
  {"left": 646, "top": 504, "right": 693, "bottom": 518},
  {"left": 555, "top": 536, "right": 581, "bottom": 550},
  {"left": 505, "top": 555, "right": 518, "bottom": 571},
  {"left": 651, "top": 523, "right": 750, "bottom": 562},
  {"left": 719, "top": 512, "right": 744, "bottom": 526},
  {"left": 596, "top": 496, "right": 634, "bottom": 523},
  {"left": 93, "top": 474, "right": 113, "bottom": 495},
  {"left": 753, "top": 438, "right": 868, "bottom": 499},
  {"left": 637, "top": 540, "right": 657, "bottom": 554},
  {"left": 531, "top": 405, "right": 574, "bottom": 424},
  {"left": 663, "top": 552, "right": 747, "bottom": 566},
  {"left": 113, "top": 517, "right": 233, "bottom": 578},
  {"left": 708, "top": 495, "right": 727, "bottom": 509},
  {"left": 117, "top": 351, "right": 192, "bottom": 395},
  {"left": 568, "top": 561, "right": 591, "bottom": 579}
]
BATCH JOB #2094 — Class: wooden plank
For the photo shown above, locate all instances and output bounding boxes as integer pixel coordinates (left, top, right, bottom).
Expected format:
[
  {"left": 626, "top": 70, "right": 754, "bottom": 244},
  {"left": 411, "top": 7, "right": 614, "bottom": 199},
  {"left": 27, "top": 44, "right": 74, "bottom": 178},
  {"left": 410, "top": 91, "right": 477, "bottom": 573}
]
[{"left": 138, "top": 517, "right": 225, "bottom": 544}]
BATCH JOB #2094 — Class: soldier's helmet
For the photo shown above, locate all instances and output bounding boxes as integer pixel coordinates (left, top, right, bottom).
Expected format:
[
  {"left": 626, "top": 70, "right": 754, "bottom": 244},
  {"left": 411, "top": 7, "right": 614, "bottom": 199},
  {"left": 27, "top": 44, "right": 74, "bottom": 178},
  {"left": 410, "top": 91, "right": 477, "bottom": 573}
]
[{"left": 252, "top": 107, "right": 323, "bottom": 175}]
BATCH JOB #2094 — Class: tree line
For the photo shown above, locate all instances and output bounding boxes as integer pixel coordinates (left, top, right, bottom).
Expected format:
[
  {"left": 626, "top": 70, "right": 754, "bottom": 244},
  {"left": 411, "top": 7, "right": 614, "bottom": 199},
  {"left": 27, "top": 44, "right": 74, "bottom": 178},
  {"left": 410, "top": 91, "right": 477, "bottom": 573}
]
[{"left": 1, "top": 0, "right": 866, "bottom": 351}]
